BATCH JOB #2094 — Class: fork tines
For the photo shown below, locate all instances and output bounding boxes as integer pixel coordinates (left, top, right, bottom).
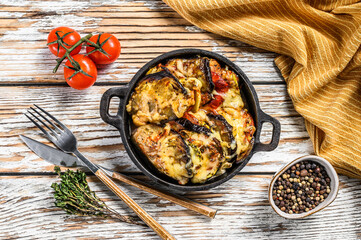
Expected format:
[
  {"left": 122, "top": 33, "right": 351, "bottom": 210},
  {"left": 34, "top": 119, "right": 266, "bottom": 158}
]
[{"left": 25, "top": 105, "right": 65, "bottom": 140}]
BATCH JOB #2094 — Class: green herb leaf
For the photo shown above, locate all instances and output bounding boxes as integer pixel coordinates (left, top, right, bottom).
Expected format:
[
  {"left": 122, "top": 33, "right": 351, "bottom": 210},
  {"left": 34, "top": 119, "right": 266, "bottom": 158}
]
[{"left": 51, "top": 166, "right": 144, "bottom": 226}]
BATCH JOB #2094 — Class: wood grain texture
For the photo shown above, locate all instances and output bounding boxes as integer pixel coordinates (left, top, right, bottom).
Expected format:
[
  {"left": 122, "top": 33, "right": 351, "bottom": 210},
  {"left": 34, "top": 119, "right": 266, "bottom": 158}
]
[
  {"left": 0, "top": 0, "right": 356, "bottom": 239},
  {"left": 0, "top": 0, "right": 282, "bottom": 84},
  {"left": 1, "top": 174, "right": 360, "bottom": 239},
  {"left": 95, "top": 169, "right": 176, "bottom": 240},
  {"left": 110, "top": 171, "right": 217, "bottom": 218},
  {"left": 0, "top": 85, "right": 313, "bottom": 174}
]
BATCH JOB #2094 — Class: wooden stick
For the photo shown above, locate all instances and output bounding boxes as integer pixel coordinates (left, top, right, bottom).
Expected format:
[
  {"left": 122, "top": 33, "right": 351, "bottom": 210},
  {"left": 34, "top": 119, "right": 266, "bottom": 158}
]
[
  {"left": 110, "top": 171, "right": 217, "bottom": 218},
  {"left": 95, "top": 169, "right": 175, "bottom": 240}
]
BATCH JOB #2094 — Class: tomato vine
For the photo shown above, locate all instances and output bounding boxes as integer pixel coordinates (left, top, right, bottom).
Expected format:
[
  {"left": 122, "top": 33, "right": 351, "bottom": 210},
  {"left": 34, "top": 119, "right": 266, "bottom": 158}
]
[{"left": 51, "top": 33, "right": 93, "bottom": 73}]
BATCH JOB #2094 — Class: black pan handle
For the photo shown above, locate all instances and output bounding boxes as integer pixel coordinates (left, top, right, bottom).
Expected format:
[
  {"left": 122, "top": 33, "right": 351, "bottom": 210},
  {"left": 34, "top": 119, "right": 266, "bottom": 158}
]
[
  {"left": 253, "top": 110, "right": 281, "bottom": 152},
  {"left": 100, "top": 86, "right": 129, "bottom": 129}
]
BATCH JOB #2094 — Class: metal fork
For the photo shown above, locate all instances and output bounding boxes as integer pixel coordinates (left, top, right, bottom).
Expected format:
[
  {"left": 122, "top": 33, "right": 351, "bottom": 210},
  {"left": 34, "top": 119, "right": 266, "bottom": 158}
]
[{"left": 25, "top": 105, "right": 175, "bottom": 240}]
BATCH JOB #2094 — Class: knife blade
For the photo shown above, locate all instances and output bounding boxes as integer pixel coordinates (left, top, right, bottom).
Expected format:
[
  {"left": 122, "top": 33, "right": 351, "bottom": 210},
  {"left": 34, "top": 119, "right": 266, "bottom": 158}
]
[
  {"left": 20, "top": 134, "right": 83, "bottom": 168},
  {"left": 19, "top": 134, "right": 217, "bottom": 218},
  {"left": 19, "top": 134, "right": 113, "bottom": 176}
]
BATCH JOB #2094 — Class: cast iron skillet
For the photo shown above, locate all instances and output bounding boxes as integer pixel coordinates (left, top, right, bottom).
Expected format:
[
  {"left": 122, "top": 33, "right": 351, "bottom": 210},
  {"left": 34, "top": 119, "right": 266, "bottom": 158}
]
[{"left": 100, "top": 49, "right": 281, "bottom": 191}]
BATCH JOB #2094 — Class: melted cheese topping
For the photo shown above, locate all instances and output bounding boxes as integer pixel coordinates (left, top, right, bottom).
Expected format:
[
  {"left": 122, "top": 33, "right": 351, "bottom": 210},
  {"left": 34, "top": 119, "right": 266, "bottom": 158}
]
[
  {"left": 210, "top": 64, "right": 254, "bottom": 162},
  {"left": 181, "top": 130, "right": 223, "bottom": 183},
  {"left": 217, "top": 107, "right": 255, "bottom": 160},
  {"left": 126, "top": 76, "right": 194, "bottom": 126},
  {"left": 132, "top": 124, "right": 192, "bottom": 185},
  {"left": 217, "top": 87, "right": 244, "bottom": 109},
  {"left": 130, "top": 57, "right": 255, "bottom": 185},
  {"left": 187, "top": 110, "right": 235, "bottom": 160}
]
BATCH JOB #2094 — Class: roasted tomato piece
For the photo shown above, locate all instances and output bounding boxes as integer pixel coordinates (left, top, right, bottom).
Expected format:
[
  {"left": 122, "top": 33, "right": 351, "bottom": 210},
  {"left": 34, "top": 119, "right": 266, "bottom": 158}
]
[
  {"left": 212, "top": 72, "right": 229, "bottom": 93},
  {"left": 209, "top": 95, "right": 224, "bottom": 109},
  {"left": 132, "top": 124, "right": 192, "bottom": 185},
  {"left": 183, "top": 112, "right": 200, "bottom": 125}
]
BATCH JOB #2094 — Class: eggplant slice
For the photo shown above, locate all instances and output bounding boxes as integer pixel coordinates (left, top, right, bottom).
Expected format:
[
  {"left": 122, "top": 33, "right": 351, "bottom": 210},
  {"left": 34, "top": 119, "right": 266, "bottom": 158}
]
[
  {"left": 208, "top": 58, "right": 255, "bottom": 162},
  {"left": 168, "top": 120, "right": 224, "bottom": 184},
  {"left": 180, "top": 130, "right": 224, "bottom": 184},
  {"left": 181, "top": 111, "right": 236, "bottom": 159},
  {"left": 132, "top": 124, "right": 193, "bottom": 185},
  {"left": 128, "top": 57, "right": 256, "bottom": 185},
  {"left": 167, "top": 58, "right": 214, "bottom": 105},
  {"left": 207, "top": 113, "right": 237, "bottom": 158},
  {"left": 147, "top": 57, "right": 214, "bottom": 105},
  {"left": 175, "top": 118, "right": 212, "bottom": 135},
  {"left": 126, "top": 70, "right": 194, "bottom": 127}
]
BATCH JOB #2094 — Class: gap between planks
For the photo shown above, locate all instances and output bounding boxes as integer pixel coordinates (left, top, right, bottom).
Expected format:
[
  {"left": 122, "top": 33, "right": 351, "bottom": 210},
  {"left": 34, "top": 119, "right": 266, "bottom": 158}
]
[
  {"left": 0, "top": 172, "right": 276, "bottom": 177},
  {"left": 0, "top": 81, "right": 286, "bottom": 87}
]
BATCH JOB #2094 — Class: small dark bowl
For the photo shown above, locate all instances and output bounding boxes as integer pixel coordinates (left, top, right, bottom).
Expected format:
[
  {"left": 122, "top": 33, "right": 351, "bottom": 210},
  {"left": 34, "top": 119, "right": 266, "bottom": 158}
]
[{"left": 100, "top": 49, "right": 280, "bottom": 191}]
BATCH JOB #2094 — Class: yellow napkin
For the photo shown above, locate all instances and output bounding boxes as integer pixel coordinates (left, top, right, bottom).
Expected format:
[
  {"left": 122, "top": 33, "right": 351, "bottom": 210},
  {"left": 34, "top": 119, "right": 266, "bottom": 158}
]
[{"left": 163, "top": 0, "right": 361, "bottom": 178}]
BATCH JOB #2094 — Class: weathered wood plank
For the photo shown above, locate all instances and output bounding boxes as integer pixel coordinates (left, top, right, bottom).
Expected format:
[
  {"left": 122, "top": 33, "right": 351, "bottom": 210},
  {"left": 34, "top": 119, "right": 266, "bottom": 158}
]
[
  {"left": 0, "top": 85, "right": 313, "bottom": 174},
  {"left": 0, "top": 49, "right": 281, "bottom": 84},
  {"left": 1, "top": 1, "right": 358, "bottom": 239},
  {"left": 0, "top": 175, "right": 360, "bottom": 239},
  {"left": 0, "top": 0, "right": 282, "bottom": 84}
]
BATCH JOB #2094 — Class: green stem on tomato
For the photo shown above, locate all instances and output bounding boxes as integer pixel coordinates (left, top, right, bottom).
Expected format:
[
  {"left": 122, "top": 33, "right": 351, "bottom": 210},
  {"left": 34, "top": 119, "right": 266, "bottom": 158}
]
[
  {"left": 84, "top": 38, "right": 100, "bottom": 48},
  {"left": 52, "top": 33, "right": 93, "bottom": 73}
]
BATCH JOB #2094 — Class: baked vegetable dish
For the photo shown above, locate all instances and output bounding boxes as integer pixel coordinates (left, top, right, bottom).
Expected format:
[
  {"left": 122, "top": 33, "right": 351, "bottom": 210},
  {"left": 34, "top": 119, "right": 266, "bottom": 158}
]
[{"left": 126, "top": 57, "right": 256, "bottom": 185}]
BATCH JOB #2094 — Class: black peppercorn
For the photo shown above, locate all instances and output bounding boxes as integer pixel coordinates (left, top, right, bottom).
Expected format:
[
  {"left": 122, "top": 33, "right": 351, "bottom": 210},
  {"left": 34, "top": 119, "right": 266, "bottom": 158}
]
[{"left": 272, "top": 160, "right": 331, "bottom": 215}]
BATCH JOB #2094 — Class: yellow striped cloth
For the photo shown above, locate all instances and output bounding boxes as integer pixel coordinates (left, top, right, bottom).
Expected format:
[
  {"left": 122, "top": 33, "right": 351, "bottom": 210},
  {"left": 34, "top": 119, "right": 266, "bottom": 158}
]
[{"left": 163, "top": 0, "right": 361, "bottom": 178}]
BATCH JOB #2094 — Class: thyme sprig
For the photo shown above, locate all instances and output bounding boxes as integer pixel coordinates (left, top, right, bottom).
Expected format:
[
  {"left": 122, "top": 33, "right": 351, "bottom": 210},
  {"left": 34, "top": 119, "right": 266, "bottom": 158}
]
[{"left": 51, "top": 166, "right": 144, "bottom": 226}]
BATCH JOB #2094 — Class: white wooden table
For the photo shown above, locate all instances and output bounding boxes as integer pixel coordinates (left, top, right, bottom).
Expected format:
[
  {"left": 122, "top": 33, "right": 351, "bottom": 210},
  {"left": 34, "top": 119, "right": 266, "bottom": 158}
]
[{"left": 1, "top": 0, "right": 361, "bottom": 239}]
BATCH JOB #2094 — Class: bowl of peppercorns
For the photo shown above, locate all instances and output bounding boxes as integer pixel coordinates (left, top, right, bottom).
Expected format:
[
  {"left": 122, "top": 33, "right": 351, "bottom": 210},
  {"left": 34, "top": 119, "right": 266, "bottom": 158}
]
[{"left": 268, "top": 155, "right": 339, "bottom": 219}]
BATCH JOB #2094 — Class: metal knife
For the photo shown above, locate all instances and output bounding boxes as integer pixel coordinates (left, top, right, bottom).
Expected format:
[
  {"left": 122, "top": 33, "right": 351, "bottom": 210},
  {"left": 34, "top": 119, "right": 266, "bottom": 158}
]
[
  {"left": 19, "top": 135, "right": 217, "bottom": 218},
  {"left": 20, "top": 134, "right": 113, "bottom": 175}
]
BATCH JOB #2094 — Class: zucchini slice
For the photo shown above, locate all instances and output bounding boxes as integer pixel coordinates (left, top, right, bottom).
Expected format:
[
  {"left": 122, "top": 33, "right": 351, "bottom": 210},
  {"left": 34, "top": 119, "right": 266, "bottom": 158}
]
[
  {"left": 207, "top": 113, "right": 237, "bottom": 159},
  {"left": 169, "top": 120, "right": 224, "bottom": 184},
  {"left": 132, "top": 124, "right": 193, "bottom": 185},
  {"left": 179, "top": 130, "right": 224, "bottom": 184},
  {"left": 181, "top": 111, "right": 236, "bottom": 160},
  {"left": 148, "top": 57, "right": 214, "bottom": 105},
  {"left": 126, "top": 70, "right": 194, "bottom": 126}
]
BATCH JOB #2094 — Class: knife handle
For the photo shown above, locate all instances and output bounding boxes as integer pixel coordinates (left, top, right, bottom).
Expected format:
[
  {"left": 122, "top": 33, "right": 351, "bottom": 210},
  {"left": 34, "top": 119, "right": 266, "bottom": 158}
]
[
  {"left": 95, "top": 169, "right": 175, "bottom": 240},
  {"left": 110, "top": 171, "right": 217, "bottom": 218}
]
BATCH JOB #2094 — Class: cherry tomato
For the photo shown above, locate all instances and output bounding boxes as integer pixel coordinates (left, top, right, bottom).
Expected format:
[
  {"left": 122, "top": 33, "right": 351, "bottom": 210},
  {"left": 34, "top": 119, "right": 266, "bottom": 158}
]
[
  {"left": 212, "top": 72, "right": 229, "bottom": 93},
  {"left": 47, "top": 27, "right": 81, "bottom": 57},
  {"left": 64, "top": 55, "right": 97, "bottom": 90},
  {"left": 209, "top": 95, "right": 224, "bottom": 109},
  {"left": 183, "top": 112, "right": 199, "bottom": 125},
  {"left": 86, "top": 33, "right": 121, "bottom": 64}
]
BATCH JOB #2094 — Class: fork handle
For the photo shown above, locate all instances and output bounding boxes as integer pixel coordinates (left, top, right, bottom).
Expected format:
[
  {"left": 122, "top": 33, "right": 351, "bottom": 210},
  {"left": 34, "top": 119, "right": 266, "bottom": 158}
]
[
  {"left": 109, "top": 171, "right": 217, "bottom": 218},
  {"left": 73, "top": 150, "right": 175, "bottom": 240},
  {"left": 95, "top": 169, "right": 175, "bottom": 240}
]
